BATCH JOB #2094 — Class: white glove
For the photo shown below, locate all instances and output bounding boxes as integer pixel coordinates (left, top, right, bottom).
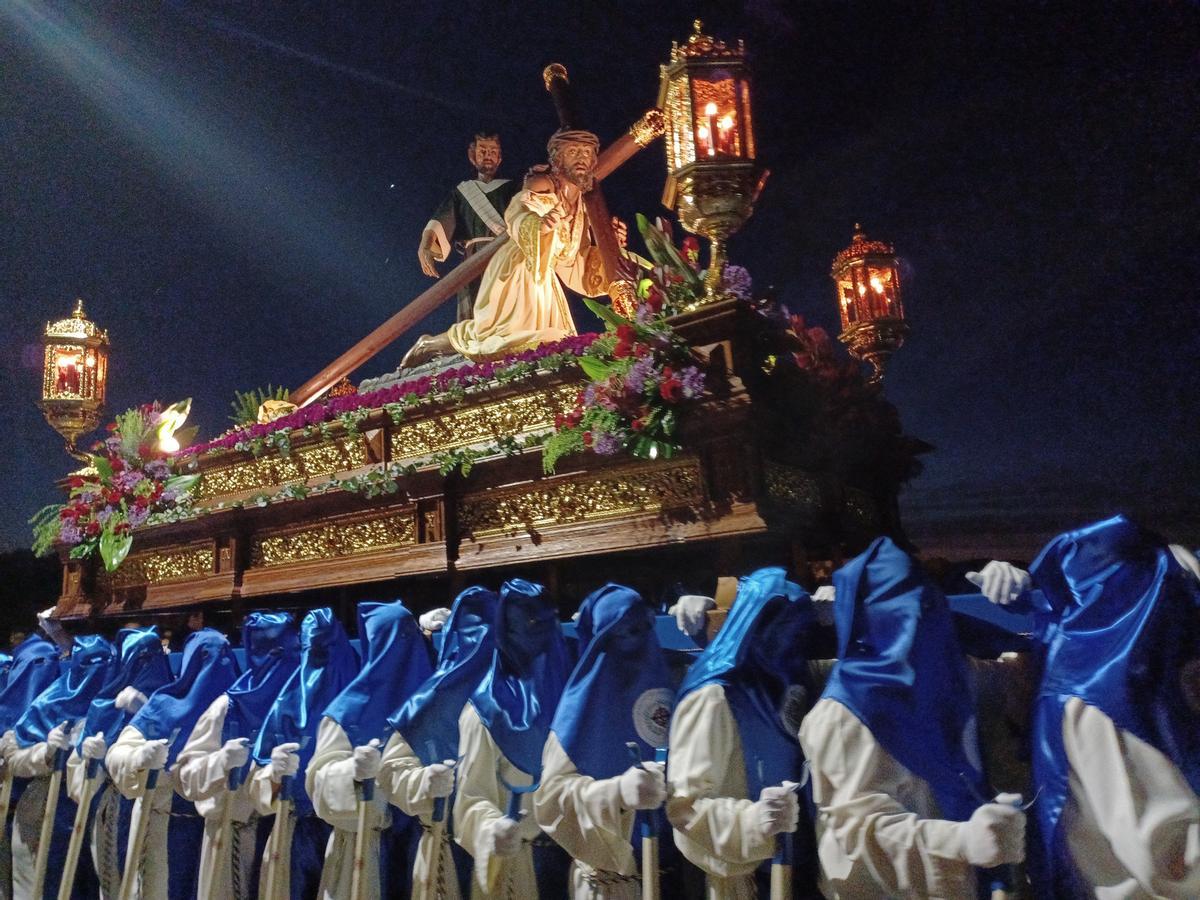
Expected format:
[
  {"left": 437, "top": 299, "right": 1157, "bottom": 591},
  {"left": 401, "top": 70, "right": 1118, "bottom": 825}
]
[
  {"left": 486, "top": 816, "right": 521, "bottom": 858},
  {"left": 752, "top": 781, "right": 800, "bottom": 838},
  {"left": 47, "top": 721, "right": 73, "bottom": 752},
  {"left": 417, "top": 761, "right": 456, "bottom": 801},
  {"left": 81, "top": 732, "right": 108, "bottom": 761},
  {"left": 37, "top": 607, "right": 72, "bottom": 653},
  {"left": 962, "top": 793, "right": 1026, "bottom": 867},
  {"left": 965, "top": 561, "right": 1031, "bottom": 606},
  {"left": 269, "top": 742, "right": 301, "bottom": 783},
  {"left": 114, "top": 686, "right": 149, "bottom": 713},
  {"left": 668, "top": 595, "right": 716, "bottom": 638},
  {"left": 0, "top": 731, "right": 15, "bottom": 761},
  {"left": 618, "top": 762, "right": 666, "bottom": 810},
  {"left": 418, "top": 608, "right": 452, "bottom": 633},
  {"left": 1169, "top": 544, "right": 1200, "bottom": 583},
  {"left": 216, "top": 737, "right": 250, "bottom": 775},
  {"left": 812, "top": 585, "right": 836, "bottom": 603},
  {"left": 352, "top": 739, "right": 382, "bottom": 782},
  {"left": 131, "top": 738, "right": 169, "bottom": 771}
]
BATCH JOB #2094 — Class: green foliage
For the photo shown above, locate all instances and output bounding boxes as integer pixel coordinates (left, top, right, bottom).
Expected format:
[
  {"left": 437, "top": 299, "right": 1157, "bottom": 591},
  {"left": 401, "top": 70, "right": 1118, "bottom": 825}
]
[{"left": 229, "top": 384, "right": 290, "bottom": 426}]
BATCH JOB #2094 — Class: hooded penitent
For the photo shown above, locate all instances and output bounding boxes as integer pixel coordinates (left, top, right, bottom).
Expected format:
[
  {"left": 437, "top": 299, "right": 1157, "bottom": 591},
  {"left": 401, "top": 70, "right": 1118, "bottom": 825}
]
[
  {"left": 128, "top": 628, "right": 240, "bottom": 766},
  {"left": 551, "top": 584, "right": 673, "bottom": 779},
  {"left": 1020, "top": 515, "right": 1200, "bottom": 893},
  {"left": 822, "top": 537, "right": 988, "bottom": 821},
  {"left": 0, "top": 636, "right": 61, "bottom": 736},
  {"left": 221, "top": 612, "right": 300, "bottom": 777},
  {"left": 14, "top": 634, "right": 116, "bottom": 747},
  {"left": 469, "top": 579, "right": 569, "bottom": 777},
  {"left": 78, "top": 626, "right": 173, "bottom": 750},
  {"left": 323, "top": 600, "right": 433, "bottom": 748},
  {"left": 677, "top": 567, "right": 814, "bottom": 796},
  {"left": 252, "top": 608, "right": 358, "bottom": 812},
  {"left": 389, "top": 587, "right": 498, "bottom": 766}
]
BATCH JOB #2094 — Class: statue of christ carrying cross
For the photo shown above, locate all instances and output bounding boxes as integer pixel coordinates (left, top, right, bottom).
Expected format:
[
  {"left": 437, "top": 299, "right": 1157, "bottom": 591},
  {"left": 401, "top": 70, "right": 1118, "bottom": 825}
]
[{"left": 401, "top": 128, "right": 628, "bottom": 367}]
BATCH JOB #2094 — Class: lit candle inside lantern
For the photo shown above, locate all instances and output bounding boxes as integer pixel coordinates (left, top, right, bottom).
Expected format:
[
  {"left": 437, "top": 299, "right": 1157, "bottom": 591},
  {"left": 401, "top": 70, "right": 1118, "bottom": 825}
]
[
  {"left": 717, "top": 113, "right": 734, "bottom": 155},
  {"left": 696, "top": 123, "right": 711, "bottom": 157},
  {"left": 56, "top": 352, "right": 80, "bottom": 394},
  {"left": 704, "top": 101, "right": 717, "bottom": 156}
]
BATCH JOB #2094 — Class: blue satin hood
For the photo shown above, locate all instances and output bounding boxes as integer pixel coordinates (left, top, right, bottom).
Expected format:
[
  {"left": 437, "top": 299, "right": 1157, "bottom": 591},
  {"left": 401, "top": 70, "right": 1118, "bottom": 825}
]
[
  {"left": 252, "top": 608, "right": 358, "bottom": 811},
  {"left": 389, "top": 586, "right": 498, "bottom": 765},
  {"left": 324, "top": 600, "right": 432, "bottom": 748},
  {"left": 552, "top": 584, "right": 673, "bottom": 780},
  {"left": 78, "top": 627, "right": 172, "bottom": 750},
  {"left": 128, "top": 628, "right": 240, "bottom": 765},
  {"left": 470, "top": 579, "right": 569, "bottom": 777},
  {"left": 822, "top": 537, "right": 986, "bottom": 821},
  {"left": 678, "top": 567, "right": 813, "bottom": 794},
  {"left": 0, "top": 654, "right": 11, "bottom": 688},
  {"left": 223, "top": 612, "right": 300, "bottom": 752},
  {"left": 15, "top": 634, "right": 116, "bottom": 747},
  {"left": 0, "top": 636, "right": 61, "bottom": 734},
  {"left": 1017, "top": 516, "right": 1200, "bottom": 893}
]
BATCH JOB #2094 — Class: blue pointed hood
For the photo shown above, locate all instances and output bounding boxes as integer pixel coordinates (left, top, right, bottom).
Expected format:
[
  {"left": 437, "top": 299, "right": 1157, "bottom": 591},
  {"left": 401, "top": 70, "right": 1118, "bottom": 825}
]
[
  {"left": 223, "top": 612, "right": 300, "bottom": 754},
  {"left": 552, "top": 584, "right": 673, "bottom": 779},
  {"left": 0, "top": 636, "right": 61, "bottom": 735},
  {"left": 15, "top": 634, "right": 116, "bottom": 747},
  {"left": 1018, "top": 515, "right": 1200, "bottom": 891},
  {"left": 324, "top": 600, "right": 433, "bottom": 748},
  {"left": 822, "top": 537, "right": 986, "bottom": 821},
  {"left": 128, "top": 628, "right": 240, "bottom": 766},
  {"left": 78, "top": 626, "right": 172, "bottom": 749},
  {"left": 678, "top": 567, "right": 813, "bottom": 794},
  {"left": 470, "top": 579, "right": 569, "bottom": 777},
  {"left": 389, "top": 586, "right": 499, "bottom": 765}
]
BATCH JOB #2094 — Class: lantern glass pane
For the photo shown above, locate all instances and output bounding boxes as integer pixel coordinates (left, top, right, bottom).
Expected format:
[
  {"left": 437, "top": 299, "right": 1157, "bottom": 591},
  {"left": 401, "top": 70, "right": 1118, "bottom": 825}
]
[
  {"left": 738, "top": 76, "right": 755, "bottom": 159},
  {"left": 837, "top": 277, "right": 857, "bottom": 326},
  {"left": 666, "top": 74, "right": 696, "bottom": 170},
  {"left": 867, "top": 265, "right": 898, "bottom": 318},
  {"left": 691, "top": 72, "right": 741, "bottom": 159},
  {"left": 52, "top": 348, "right": 83, "bottom": 397}
]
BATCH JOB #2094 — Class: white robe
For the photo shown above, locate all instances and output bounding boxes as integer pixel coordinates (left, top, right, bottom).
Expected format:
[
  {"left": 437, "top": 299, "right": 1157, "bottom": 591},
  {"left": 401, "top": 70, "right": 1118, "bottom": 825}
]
[
  {"left": 1059, "top": 697, "right": 1200, "bottom": 898},
  {"left": 799, "top": 697, "right": 977, "bottom": 899},
  {"left": 306, "top": 717, "right": 389, "bottom": 900},
  {"left": 8, "top": 737, "right": 58, "bottom": 900},
  {"left": 65, "top": 748, "right": 123, "bottom": 899},
  {"left": 665, "top": 684, "right": 776, "bottom": 900},
  {"left": 534, "top": 732, "right": 640, "bottom": 900},
  {"left": 105, "top": 724, "right": 178, "bottom": 900},
  {"left": 376, "top": 729, "right": 462, "bottom": 900},
  {"left": 453, "top": 703, "right": 542, "bottom": 898},
  {"left": 175, "top": 694, "right": 261, "bottom": 900}
]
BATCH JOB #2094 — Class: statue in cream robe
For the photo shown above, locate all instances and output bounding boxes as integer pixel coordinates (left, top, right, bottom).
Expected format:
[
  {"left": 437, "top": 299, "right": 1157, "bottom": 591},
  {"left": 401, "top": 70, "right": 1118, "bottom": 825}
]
[
  {"left": 453, "top": 579, "right": 570, "bottom": 899},
  {"left": 249, "top": 608, "right": 358, "bottom": 900},
  {"left": 176, "top": 613, "right": 300, "bottom": 900},
  {"left": 64, "top": 627, "right": 172, "bottom": 899},
  {"left": 306, "top": 600, "right": 433, "bottom": 900},
  {"left": 535, "top": 584, "right": 674, "bottom": 900},
  {"left": 379, "top": 586, "right": 499, "bottom": 900},
  {"left": 106, "top": 628, "right": 240, "bottom": 900},
  {"left": 666, "top": 568, "right": 817, "bottom": 900},
  {"left": 970, "top": 516, "right": 1200, "bottom": 899}
]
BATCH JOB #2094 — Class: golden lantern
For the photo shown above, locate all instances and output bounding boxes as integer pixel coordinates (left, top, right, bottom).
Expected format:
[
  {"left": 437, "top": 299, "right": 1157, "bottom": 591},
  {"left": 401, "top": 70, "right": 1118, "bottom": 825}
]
[
  {"left": 832, "top": 224, "right": 908, "bottom": 383},
  {"left": 38, "top": 298, "right": 110, "bottom": 456},
  {"left": 659, "top": 20, "right": 767, "bottom": 307}
]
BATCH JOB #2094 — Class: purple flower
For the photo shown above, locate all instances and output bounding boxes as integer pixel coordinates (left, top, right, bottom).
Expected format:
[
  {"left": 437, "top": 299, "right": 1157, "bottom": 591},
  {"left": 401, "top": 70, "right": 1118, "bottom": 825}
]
[
  {"left": 722, "top": 264, "right": 753, "bottom": 301},
  {"left": 161, "top": 489, "right": 180, "bottom": 504},
  {"left": 582, "top": 384, "right": 597, "bottom": 406},
  {"left": 95, "top": 506, "right": 115, "bottom": 525},
  {"left": 59, "top": 521, "right": 82, "bottom": 545},
  {"left": 679, "top": 366, "right": 705, "bottom": 400},
  {"left": 127, "top": 505, "right": 150, "bottom": 527},
  {"left": 592, "top": 431, "right": 621, "bottom": 455},
  {"left": 114, "top": 469, "right": 145, "bottom": 492},
  {"left": 77, "top": 491, "right": 98, "bottom": 505},
  {"left": 144, "top": 459, "right": 170, "bottom": 479},
  {"left": 625, "top": 355, "right": 657, "bottom": 395}
]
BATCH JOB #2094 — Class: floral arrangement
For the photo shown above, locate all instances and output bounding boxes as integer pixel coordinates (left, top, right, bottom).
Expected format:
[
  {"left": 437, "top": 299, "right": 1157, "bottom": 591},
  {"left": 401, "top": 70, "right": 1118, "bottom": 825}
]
[
  {"left": 30, "top": 400, "right": 200, "bottom": 571},
  {"left": 541, "top": 296, "right": 707, "bottom": 472},
  {"left": 633, "top": 214, "right": 754, "bottom": 316}
]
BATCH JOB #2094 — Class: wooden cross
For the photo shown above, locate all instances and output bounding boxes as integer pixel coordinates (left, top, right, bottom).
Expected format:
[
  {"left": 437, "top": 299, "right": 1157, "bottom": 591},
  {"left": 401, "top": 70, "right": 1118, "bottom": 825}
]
[{"left": 291, "top": 74, "right": 664, "bottom": 407}]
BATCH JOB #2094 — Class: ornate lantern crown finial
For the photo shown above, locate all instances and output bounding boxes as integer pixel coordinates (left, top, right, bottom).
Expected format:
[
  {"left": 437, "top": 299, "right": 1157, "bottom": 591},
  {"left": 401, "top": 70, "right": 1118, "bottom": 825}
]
[{"left": 670, "top": 19, "right": 746, "bottom": 61}]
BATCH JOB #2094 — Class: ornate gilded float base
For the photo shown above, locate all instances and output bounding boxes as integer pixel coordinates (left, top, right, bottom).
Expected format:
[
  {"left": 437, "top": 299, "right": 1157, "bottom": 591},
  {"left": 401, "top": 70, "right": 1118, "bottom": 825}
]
[
  {"left": 459, "top": 457, "right": 703, "bottom": 538},
  {"left": 194, "top": 436, "right": 368, "bottom": 500},
  {"left": 98, "top": 544, "right": 215, "bottom": 591},
  {"left": 250, "top": 510, "right": 417, "bottom": 568}
]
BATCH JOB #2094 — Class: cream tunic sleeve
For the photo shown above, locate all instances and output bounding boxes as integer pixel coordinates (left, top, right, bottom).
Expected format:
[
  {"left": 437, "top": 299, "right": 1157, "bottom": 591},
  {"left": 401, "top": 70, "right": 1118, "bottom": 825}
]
[
  {"left": 376, "top": 729, "right": 435, "bottom": 821},
  {"left": 305, "top": 717, "right": 389, "bottom": 831},
  {"left": 534, "top": 731, "right": 636, "bottom": 876},
  {"left": 666, "top": 683, "right": 775, "bottom": 879},
  {"left": 7, "top": 741, "right": 52, "bottom": 779},
  {"left": 798, "top": 697, "right": 973, "bottom": 899},
  {"left": 1061, "top": 697, "right": 1200, "bottom": 899}
]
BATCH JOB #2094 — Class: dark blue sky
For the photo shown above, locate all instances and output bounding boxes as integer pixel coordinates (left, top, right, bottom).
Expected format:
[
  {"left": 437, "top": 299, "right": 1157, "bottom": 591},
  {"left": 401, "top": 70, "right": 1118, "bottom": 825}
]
[{"left": 1, "top": 1, "right": 1196, "bottom": 558}]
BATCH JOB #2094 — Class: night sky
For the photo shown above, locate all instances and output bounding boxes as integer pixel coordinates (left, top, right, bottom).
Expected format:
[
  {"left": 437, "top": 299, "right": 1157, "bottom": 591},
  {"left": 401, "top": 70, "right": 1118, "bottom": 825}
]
[{"left": 1, "top": 1, "right": 1197, "bottom": 559}]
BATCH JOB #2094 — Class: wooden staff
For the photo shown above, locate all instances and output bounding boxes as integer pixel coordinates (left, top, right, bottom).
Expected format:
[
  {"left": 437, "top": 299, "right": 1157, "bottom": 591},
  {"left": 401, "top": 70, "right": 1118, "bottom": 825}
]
[
  {"left": 626, "top": 743, "right": 663, "bottom": 900},
  {"left": 0, "top": 768, "right": 14, "bottom": 840},
  {"left": 212, "top": 766, "right": 244, "bottom": 890},
  {"left": 57, "top": 755, "right": 102, "bottom": 900},
  {"left": 350, "top": 774, "right": 374, "bottom": 900},
  {"left": 422, "top": 743, "right": 456, "bottom": 900},
  {"left": 260, "top": 773, "right": 293, "bottom": 900},
  {"left": 32, "top": 744, "right": 69, "bottom": 899},
  {"left": 118, "top": 766, "right": 160, "bottom": 900}
]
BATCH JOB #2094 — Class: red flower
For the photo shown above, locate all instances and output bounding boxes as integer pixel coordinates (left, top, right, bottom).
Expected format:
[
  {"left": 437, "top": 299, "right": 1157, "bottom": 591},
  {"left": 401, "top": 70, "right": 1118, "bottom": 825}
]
[
  {"left": 105, "top": 421, "right": 118, "bottom": 432},
  {"left": 660, "top": 378, "right": 683, "bottom": 403},
  {"left": 67, "top": 476, "right": 85, "bottom": 489},
  {"left": 582, "top": 431, "right": 593, "bottom": 448},
  {"left": 616, "top": 324, "right": 637, "bottom": 343},
  {"left": 85, "top": 521, "right": 101, "bottom": 537},
  {"left": 645, "top": 286, "right": 664, "bottom": 313},
  {"left": 682, "top": 236, "right": 701, "bottom": 269},
  {"left": 631, "top": 418, "right": 645, "bottom": 432},
  {"left": 612, "top": 341, "right": 633, "bottom": 360}
]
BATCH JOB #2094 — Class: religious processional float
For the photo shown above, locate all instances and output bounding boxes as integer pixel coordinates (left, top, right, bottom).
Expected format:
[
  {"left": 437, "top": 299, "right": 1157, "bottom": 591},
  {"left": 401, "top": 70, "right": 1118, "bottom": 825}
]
[{"left": 32, "top": 23, "right": 925, "bottom": 626}]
